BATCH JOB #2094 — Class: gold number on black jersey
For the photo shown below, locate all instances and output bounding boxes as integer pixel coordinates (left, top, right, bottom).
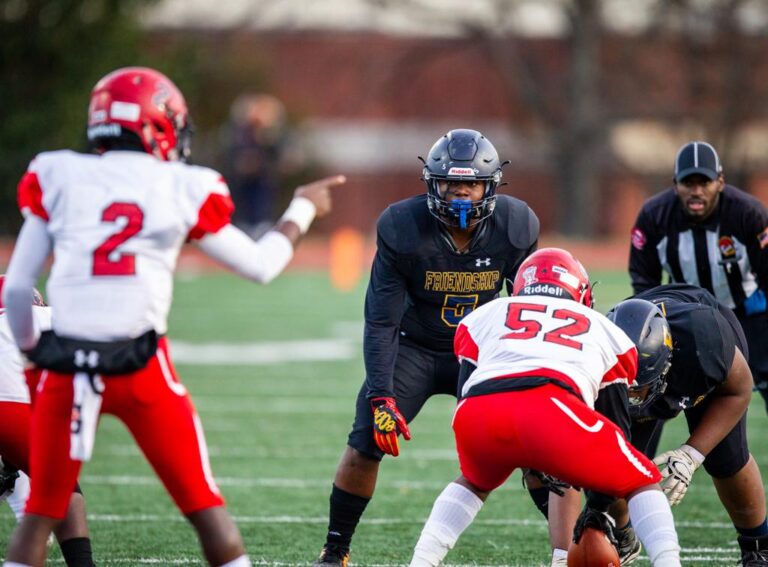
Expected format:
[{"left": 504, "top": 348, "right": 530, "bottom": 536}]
[{"left": 441, "top": 294, "right": 479, "bottom": 327}]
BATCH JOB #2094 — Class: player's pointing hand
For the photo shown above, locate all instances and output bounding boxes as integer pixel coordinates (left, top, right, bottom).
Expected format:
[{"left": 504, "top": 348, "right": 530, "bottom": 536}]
[{"left": 294, "top": 174, "right": 347, "bottom": 218}]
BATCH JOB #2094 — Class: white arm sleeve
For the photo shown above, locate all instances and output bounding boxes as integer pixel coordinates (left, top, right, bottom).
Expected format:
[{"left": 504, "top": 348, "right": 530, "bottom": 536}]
[
  {"left": 196, "top": 224, "right": 294, "bottom": 284},
  {"left": 3, "top": 215, "right": 52, "bottom": 350}
]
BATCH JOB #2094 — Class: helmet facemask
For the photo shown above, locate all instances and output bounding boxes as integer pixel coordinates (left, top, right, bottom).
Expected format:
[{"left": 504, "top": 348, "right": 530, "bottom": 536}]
[
  {"left": 424, "top": 175, "right": 499, "bottom": 229},
  {"left": 627, "top": 359, "right": 670, "bottom": 413}
]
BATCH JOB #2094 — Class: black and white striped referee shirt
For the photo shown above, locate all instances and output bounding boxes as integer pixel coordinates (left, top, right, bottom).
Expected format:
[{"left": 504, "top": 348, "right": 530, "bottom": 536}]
[{"left": 629, "top": 185, "right": 768, "bottom": 311}]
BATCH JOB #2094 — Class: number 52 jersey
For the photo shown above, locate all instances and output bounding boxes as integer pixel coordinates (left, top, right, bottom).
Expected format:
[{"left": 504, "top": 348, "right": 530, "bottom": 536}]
[
  {"left": 454, "top": 295, "right": 638, "bottom": 408},
  {"left": 17, "top": 150, "right": 234, "bottom": 341}
]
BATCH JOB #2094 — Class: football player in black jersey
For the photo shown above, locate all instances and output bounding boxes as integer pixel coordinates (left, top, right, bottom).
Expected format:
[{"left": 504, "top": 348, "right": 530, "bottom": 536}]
[
  {"left": 605, "top": 284, "right": 768, "bottom": 566},
  {"left": 311, "top": 129, "right": 539, "bottom": 566}
]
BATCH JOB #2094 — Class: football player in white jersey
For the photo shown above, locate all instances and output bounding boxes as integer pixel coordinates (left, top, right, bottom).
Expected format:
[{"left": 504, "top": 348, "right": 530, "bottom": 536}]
[
  {"left": 1, "top": 66, "right": 345, "bottom": 567},
  {"left": 0, "top": 276, "right": 93, "bottom": 566},
  {"left": 407, "top": 248, "right": 682, "bottom": 567}
]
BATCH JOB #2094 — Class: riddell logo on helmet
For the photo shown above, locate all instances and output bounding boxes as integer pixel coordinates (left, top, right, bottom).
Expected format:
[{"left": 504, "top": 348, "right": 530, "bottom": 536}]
[
  {"left": 521, "top": 283, "right": 564, "bottom": 297},
  {"left": 87, "top": 124, "right": 121, "bottom": 139},
  {"left": 447, "top": 167, "right": 476, "bottom": 176}
]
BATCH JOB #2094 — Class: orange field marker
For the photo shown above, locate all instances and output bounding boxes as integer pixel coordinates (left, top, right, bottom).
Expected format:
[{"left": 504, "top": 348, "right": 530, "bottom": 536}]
[{"left": 329, "top": 227, "right": 365, "bottom": 292}]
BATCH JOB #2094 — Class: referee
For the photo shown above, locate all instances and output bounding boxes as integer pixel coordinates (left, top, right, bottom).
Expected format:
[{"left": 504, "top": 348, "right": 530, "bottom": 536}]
[{"left": 629, "top": 140, "right": 768, "bottom": 413}]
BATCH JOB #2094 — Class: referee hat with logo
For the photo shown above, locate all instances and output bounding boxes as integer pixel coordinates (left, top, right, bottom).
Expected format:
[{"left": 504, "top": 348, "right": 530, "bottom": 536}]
[{"left": 674, "top": 141, "right": 723, "bottom": 182}]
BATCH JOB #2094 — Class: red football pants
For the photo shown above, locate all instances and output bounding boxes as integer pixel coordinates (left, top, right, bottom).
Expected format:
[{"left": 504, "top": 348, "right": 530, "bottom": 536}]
[
  {"left": 453, "top": 384, "right": 661, "bottom": 496},
  {"left": 27, "top": 338, "right": 224, "bottom": 519},
  {"left": 0, "top": 401, "right": 31, "bottom": 472}
]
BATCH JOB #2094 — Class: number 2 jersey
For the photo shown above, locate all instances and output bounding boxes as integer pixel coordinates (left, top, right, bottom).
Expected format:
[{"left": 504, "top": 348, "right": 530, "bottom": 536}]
[
  {"left": 17, "top": 150, "right": 234, "bottom": 341},
  {"left": 454, "top": 295, "right": 638, "bottom": 409}
]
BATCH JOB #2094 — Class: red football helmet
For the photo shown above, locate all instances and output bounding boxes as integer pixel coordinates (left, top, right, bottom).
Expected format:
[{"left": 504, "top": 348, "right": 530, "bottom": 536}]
[
  {"left": 87, "top": 67, "right": 191, "bottom": 161},
  {"left": 512, "top": 248, "right": 594, "bottom": 307},
  {"left": 0, "top": 275, "right": 46, "bottom": 309}
]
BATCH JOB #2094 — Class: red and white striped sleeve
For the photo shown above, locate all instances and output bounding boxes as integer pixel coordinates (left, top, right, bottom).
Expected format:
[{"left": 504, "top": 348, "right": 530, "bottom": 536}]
[
  {"left": 17, "top": 170, "right": 49, "bottom": 221},
  {"left": 454, "top": 322, "right": 480, "bottom": 365},
  {"left": 601, "top": 344, "right": 638, "bottom": 388},
  {"left": 187, "top": 176, "right": 235, "bottom": 241}
]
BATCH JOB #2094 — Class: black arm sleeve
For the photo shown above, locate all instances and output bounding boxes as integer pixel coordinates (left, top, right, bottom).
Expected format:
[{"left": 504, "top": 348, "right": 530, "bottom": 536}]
[
  {"left": 594, "top": 383, "right": 632, "bottom": 439},
  {"left": 363, "top": 229, "right": 407, "bottom": 400},
  {"left": 586, "top": 379, "right": 633, "bottom": 510},
  {"left": 457, "top": 359, "right": 477, "bottom": 400},
  {"left": 629, "top": 208, "right": 663, "bottom": 294}
]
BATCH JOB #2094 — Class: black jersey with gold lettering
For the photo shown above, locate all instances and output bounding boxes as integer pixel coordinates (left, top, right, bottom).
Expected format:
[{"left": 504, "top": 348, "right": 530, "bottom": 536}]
[
  {"left": 632, "top": 284, "right": 747, "bottom": 419},
  {"left": 364, "top": 194, "right": 539, "bottom": 399}
]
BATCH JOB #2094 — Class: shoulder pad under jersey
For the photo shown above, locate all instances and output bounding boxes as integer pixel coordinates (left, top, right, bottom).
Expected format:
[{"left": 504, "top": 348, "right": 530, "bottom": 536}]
[
  {"left": 494, "top": 194, "right": 539, "bottom": 250},
  {"left": 376, "top": 195, "right": 432, "bottom": 255}
]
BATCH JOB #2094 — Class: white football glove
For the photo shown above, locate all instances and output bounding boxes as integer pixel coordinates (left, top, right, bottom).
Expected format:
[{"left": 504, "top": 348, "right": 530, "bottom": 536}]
[{"left": 653, "top": 444, "right": 705, "bottom": 506}]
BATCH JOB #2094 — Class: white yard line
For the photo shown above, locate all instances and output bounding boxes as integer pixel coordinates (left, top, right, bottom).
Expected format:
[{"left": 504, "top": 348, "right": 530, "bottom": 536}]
[
  {"left": 171, "top": 339, "right": 357, "bottom": 365},
  {"left": 82, "top": 507, "right": 736, "bottom": 530},
  {"left": 79, "top": 473, "right": 720, "bottom": 497},
  {"left": 100, "top": 443, "right": 458, "bottom": 461},
  {"left": 44, "top": 551, "right": 741, "bottom": 566},
  {"left": 80, "top": 474, "right": 485, "bottom": 491}
]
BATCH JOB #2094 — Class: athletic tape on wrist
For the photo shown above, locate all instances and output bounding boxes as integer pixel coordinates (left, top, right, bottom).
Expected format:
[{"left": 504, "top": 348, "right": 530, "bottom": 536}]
[{"left": 280, "top": 197, "right": 316, "bottom": 234}]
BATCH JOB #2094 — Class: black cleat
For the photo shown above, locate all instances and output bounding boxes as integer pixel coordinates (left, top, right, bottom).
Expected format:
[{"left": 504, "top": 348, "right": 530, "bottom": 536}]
[
  {"left": 615, "top": 524, "right": 642, "bottom": 565},
  {"left": 742, "top": 550, "right": 768, "bottom": 566},
  {"left": 739, "top": 535, "right": 768, "bottom": 566},
  {"left": 312, "top": 544, "right": 350, "bottom": 567}
]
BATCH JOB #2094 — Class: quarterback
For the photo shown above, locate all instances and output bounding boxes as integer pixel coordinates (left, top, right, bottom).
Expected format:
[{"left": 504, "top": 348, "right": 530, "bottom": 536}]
[{"left": 1, "top": 66, "right": 345, "bottom": 567}]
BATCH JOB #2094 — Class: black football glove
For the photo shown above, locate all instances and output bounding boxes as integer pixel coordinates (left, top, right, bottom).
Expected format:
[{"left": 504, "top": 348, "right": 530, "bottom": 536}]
[
  {"left": 0, "top": 458, "right": 20, "bottom": 502},
  {"left": 525, "top": 469, "right": 573, "bottom": 497},
  {"left": 371, "top": 397, "right": 411, "bottom": 457},
  {"left": 573, "top": 506, "right": 618, "bottom": 548}
]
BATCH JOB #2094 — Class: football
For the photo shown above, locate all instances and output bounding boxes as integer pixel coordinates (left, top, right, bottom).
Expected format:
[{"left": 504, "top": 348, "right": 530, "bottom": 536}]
[{"left": 567, "top": 526, "right": 621, "bottom": 567}]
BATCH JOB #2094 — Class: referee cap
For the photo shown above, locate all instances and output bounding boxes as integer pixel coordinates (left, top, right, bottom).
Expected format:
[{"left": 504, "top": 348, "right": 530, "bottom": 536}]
[{"left": 674, "top": 141, "right": 723, "bottom": 181}]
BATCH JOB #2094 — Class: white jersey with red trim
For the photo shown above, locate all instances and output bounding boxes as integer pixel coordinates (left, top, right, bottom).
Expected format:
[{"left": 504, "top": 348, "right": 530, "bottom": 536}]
[
  {"left": 454, "top": 295, "right": 637, "bottom": 408},
  {"left": 17, "top": 150, "right": 234, "bottom": 340},
  {"left": 0, "top": 306, "right": 51, "bottom": 403}
]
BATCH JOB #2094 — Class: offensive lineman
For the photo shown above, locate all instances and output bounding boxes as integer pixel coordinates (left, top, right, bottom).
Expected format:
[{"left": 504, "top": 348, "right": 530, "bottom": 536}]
[
  {"left": 1, "top": 66, "right": 345, "bottom": 567},
  {"left": 544, "top": 283, "right": 768, "bottom": 566},
  {"left": 408, "top": 248, "right": 681, "bottom": 567},
  {"left": 606, "top": 284, "right": 768, "bottom": 566},
  {"left": 313, "top": 129, "right": 539, "bottom": 566}
]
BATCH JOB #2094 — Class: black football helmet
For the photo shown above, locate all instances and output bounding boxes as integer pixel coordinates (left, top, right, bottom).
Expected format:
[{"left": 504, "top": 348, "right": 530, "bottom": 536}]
[
  {"left": 606, "top": 298, "right": 673, "bottom": 416},
  {"left": 421, "top": 129, "right": 504, "bottom": 229}
]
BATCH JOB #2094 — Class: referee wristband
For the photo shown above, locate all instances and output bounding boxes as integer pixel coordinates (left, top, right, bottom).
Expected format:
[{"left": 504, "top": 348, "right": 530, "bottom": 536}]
[{"left": 280, "top": 197, "right": 316, "bottom": 234}]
